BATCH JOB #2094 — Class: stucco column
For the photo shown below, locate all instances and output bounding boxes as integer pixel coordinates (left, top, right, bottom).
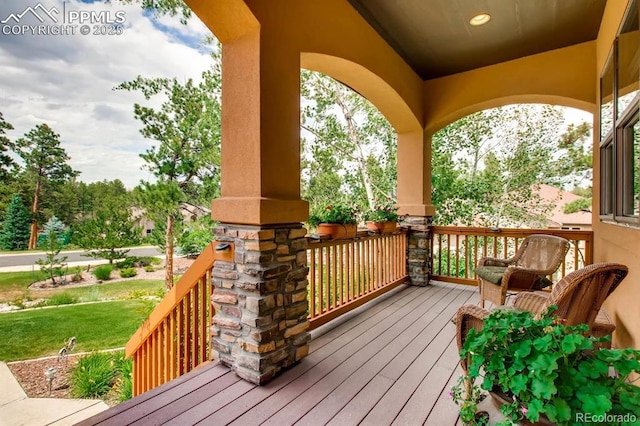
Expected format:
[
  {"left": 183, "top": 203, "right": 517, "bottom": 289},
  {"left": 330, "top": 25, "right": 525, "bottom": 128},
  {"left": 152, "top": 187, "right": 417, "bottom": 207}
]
[
  {"left": 396, "top": 130, "right": 435, "bottom": 217},
  {"left": 397, "top": 130, "right": 434, "bottom": 286},
  {"left": 210, "top": 28, "right": 308, "bottom": 225}
]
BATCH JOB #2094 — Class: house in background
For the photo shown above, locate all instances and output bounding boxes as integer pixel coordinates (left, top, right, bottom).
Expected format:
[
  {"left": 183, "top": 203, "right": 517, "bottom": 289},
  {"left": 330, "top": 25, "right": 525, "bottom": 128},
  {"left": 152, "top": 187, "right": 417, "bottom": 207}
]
[
  {"left": 132, "top": 203, "right": 210, "bottom": 237},
  {"left": 535, "top": 184, "right": 592, "bottom": 230}
]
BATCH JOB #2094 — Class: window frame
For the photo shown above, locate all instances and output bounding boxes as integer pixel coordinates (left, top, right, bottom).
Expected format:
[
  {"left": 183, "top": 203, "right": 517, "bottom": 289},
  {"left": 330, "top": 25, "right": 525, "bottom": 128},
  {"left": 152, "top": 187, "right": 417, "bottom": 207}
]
[{"left": 599, "top": 0, "right": 640, "bottom": 227}]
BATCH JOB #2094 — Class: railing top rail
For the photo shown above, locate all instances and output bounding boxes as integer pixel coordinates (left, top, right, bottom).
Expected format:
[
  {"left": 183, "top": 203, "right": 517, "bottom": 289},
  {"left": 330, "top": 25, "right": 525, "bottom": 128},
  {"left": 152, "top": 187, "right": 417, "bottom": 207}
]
[
  {"left": 429, "top": 226, "right": 593, "bottom": 240},
  {"left": 307, "top": 230, "right": 407, "bottom": 249},
  {"left": 125, "top": 241, "right": 233, "bottom": 358}
]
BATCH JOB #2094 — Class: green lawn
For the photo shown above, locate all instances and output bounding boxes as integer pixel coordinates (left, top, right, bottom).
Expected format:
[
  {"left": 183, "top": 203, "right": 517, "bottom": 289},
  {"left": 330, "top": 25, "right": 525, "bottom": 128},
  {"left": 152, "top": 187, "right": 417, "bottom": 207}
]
[
  {"left": 0, "top": 270, "right": 44, "bottom": 302},
  {"left": 38, "top": 279, "right": 165, "bottom": 303},
  {"left": 0, "top": 300, "right": 150, "bottom": 361},
  {"left": 0, "top": 269, "right": 164, "bottom": 304}
]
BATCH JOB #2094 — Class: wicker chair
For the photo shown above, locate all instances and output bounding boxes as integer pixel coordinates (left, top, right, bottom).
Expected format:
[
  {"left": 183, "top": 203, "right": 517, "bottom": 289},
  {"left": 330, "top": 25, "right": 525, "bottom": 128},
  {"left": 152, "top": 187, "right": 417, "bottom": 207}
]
[
  {"left": 457, "top": 262, "right": 629, "bottom": 374},
  {"left": 476, "top": 234, "right": 570, "bottom": 307}
]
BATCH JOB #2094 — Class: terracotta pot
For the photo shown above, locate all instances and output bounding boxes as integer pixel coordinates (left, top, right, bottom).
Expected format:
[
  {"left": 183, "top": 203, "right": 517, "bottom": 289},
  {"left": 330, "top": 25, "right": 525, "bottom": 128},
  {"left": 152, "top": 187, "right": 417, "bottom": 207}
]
[
  {"left": 365, "top": 221, "right": 398, "bottom": 234},
  {"left": 316, "top": 223, "right": 357, "bottom": 240}
]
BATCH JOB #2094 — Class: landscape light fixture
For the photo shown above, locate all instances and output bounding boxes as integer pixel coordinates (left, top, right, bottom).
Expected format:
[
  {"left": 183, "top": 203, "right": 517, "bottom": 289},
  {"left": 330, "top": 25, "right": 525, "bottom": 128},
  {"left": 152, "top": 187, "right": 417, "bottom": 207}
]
[
  {"left": 470, "top": 13, "right": 491, "bottom": 26},
  {"left": 44, "top": 367, "right": 57, "bottom": 395}
]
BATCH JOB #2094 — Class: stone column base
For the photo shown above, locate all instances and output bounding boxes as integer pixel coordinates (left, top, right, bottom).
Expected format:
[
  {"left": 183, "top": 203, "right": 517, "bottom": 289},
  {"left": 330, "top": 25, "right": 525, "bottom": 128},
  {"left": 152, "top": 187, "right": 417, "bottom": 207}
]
[
  {"left": 211, "top": 223, "right": 310, "bottom": 385},
  {"left": 400, "top": 215, "right": 432, "bottom": 287}
]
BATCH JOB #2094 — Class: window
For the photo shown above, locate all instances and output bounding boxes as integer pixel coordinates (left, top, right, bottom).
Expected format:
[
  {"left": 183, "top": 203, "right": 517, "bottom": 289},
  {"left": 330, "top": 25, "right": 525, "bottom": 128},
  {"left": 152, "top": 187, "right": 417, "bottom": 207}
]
[
  {"left": 599, "top": 0, "right": 640, "bottom": 225},
  {"left": 600, "top": 52, "right": 614, "bottom": 140},
  {"left": 600, "top": 141, "right": 614, "bottom": 216},
  {"left": 619, "top": 116, "right": 640, "bottom": 216}
]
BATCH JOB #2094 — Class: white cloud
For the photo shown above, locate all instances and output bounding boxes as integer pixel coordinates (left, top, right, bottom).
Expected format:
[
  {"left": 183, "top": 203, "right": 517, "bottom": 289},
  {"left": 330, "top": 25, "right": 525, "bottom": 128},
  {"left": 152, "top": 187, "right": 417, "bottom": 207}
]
[{"left": 0, "top": 0, "right": 212, "bottom": 188}]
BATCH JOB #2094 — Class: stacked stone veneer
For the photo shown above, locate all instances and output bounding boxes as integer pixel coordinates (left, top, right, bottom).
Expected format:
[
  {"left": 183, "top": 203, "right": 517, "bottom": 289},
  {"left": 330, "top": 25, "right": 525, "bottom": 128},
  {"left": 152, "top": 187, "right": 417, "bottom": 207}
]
[
  {"left": 401, "top": 215, "right": 433, "bottom": 287},
  {"left": 211, "top": 223, "right": 310, "bottom": 385}
]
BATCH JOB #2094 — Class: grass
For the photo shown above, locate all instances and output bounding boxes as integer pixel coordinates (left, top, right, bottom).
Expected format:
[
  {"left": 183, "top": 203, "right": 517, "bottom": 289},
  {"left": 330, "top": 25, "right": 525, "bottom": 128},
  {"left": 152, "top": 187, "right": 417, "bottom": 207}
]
[
  {"left": 0, "top": 267, "right": 164, "bottom": 304},
  {"left": 0, "top": 270, "right": 45, "bottom": 302},
  {"left": 0, "top": 300, "right": 150, "bottom": 361}
]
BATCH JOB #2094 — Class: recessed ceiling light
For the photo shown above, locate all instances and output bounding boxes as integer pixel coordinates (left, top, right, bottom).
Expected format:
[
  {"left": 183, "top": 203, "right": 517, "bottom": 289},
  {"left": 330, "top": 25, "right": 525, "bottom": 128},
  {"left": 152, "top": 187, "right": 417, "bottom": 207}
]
[{"left": 470, "top": 13, "right": 491, "bottom": 26}]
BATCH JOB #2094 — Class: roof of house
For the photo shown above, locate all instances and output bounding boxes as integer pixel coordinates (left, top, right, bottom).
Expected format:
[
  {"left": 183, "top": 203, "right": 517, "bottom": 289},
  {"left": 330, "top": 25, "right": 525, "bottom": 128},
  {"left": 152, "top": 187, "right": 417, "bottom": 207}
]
[{"left": 534, "top": 184, "right": 591, "bottom": 227}]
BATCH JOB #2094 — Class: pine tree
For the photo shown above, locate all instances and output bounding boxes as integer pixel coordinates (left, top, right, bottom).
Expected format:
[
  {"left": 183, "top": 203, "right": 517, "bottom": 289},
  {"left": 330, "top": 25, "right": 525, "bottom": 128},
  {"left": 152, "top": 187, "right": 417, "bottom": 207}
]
[
  {"left": 117, "top": 61, "right": 221, "bottom": 289},
  {"left": 0, "top": 112, "right": 16, "bottom": 185},
  {"left": 16, "top": 124, "right": 78, "bottom": 249},
  {"left": 0, "top": 194, "right": 31, "bottom": 250}
]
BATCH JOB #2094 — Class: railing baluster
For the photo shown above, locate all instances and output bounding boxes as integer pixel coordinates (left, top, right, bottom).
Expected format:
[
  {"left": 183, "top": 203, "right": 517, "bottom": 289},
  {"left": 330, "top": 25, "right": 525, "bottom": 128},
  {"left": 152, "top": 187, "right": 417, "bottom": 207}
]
[
  {"left": 306, "top": 231, "right": 409, "bottom": 329},
  {"left": 309, "top": 247, "right": 316, "bottom": 317},
  {"left": 429, "top": 227, "right": 594, "bottom": 286},
  {"left": 346, "top": 243, "right": 352, "bottom": 303},
  {"left": 331, "top": 246, "right": 340, "bottom": 309}
]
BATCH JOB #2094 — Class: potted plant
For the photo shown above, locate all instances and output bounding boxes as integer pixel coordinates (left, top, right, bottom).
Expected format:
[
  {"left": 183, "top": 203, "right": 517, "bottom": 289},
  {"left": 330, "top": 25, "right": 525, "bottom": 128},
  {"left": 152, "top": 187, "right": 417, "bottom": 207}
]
[
  {"left": 363, "top": 204, "right": 399, "bottom": 234},
  {"left": 452, "top": 306, "right": 640, "bottom": 425},
  {"left": 309, "top": 204, "right": 358, "bottom": 239}
]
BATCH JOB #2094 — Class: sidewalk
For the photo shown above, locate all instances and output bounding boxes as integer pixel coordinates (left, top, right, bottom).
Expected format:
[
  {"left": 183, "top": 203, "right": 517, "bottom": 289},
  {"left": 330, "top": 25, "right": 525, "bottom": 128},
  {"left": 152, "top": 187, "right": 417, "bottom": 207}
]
[{"left": 0, "top": 362, "right": 108, "bottom": 426}]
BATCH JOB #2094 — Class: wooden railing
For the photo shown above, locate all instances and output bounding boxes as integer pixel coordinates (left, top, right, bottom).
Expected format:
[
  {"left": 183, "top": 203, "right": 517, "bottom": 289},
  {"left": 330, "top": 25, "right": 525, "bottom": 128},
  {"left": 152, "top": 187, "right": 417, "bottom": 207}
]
[
  {"left": 125, "top": 242, "right": 233, "bottom": 397},
  {"left": 307, "top": 231, "right": 409, "bottom": 329},
  {"left": 430, "top": 226, "right": 593, "bottom": 286}
]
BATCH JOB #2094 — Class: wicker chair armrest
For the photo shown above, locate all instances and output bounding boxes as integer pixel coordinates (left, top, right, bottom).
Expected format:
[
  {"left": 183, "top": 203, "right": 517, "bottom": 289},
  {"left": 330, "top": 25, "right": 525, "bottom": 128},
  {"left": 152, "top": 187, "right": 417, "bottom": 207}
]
[
  {"left": 456, "top": 304, "right": 490, "bottom": 372},
  {"left": 513, "top": 292, "right": 549, "bottom": 315},
  {"left": 478, "top": 256, "right": 512, "bottom": 267},
  {"left": 456, "top": 305, "right": 489, "bottom": 347}
]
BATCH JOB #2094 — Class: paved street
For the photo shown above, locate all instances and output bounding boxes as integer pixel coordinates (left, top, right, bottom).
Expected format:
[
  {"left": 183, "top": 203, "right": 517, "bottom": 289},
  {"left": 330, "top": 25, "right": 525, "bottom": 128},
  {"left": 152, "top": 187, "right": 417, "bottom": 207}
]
[{"left": 0, "top": 246, "right": 162, "bottom": 272}]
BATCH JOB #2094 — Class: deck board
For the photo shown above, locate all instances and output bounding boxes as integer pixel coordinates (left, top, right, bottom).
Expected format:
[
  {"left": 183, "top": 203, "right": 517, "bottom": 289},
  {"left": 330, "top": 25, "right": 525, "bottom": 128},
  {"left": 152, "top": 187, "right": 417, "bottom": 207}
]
[
  {"left": 297, "top": 286, "right": 466, "bottom": 426},
  {"left": 229, "top": 286, "right": 443, "bottom": 425},
  {"left": 80, "top": 282, "right": 479, "bottom": 426},
  {"left": 360, "top": 290, "right": 476, "bottom": 425}
]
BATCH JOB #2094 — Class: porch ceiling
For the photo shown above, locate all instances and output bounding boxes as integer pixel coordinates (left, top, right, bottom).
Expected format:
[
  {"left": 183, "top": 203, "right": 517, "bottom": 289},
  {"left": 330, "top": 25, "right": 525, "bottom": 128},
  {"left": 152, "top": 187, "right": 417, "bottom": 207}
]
[{"left": 347, "top": 0, "right": 607, "bottom": 79}]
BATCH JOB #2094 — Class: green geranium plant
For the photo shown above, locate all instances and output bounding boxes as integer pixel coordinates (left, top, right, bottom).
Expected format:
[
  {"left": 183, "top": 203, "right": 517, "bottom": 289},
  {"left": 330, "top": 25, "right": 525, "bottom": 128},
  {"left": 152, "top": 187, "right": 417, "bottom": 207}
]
[
  {"left": 452, "top": 306, "right": 640, "bottom": 425},
  {"left": 308, "top": 204, "right": 358, "bottom": 227},
  {"left": 362, "top": 204, "right": 399, "bottom": 223}
]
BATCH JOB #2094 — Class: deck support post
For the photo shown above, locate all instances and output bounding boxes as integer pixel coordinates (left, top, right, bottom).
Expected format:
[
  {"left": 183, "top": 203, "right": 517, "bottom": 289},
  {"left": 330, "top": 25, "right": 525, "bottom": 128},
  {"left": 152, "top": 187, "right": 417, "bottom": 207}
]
[
  {"left": 401, "top": 215, "right": 432, "bottom": 286},
  {"left": 211, "top": 223, "right": 310, "bottom": 385}
]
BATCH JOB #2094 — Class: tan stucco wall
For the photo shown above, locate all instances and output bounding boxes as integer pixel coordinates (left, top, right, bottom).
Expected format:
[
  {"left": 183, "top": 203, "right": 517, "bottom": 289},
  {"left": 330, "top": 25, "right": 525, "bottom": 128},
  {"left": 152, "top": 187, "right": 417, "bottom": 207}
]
[
  {"left": 593, "top": 0, "right": 640, "bottom": 350},
  {"left": 423, "top": 42, "right": 597, "bottom": 134}
]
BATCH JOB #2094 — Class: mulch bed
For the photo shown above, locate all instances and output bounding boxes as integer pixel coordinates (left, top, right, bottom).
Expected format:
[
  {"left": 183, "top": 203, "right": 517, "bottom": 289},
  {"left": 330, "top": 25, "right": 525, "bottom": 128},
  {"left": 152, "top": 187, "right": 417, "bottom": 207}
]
[
  {"left": 8, "top": 354, "right": 80, "bottom": 399},
  {"left": 8, "top": 352, "right": 123, "bottom": 406}
]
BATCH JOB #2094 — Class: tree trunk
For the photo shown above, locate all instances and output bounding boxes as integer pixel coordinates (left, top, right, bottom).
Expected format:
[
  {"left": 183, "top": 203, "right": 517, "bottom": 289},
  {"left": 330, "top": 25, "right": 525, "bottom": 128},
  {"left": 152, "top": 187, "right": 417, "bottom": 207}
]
[
  {"left": 28, "top": 180, "right": 40, "bottom": 249},
  {"left": 340, "top": 97, "right": 376, "bottom": 209},
  {"left": 165, "top": 214, "right": 174, "bottom": 290}
]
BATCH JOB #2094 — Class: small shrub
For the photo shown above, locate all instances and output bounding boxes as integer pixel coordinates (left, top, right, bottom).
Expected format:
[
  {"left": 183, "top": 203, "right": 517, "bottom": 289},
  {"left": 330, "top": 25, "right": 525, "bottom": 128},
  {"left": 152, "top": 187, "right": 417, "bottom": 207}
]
[
  {"left": 119, "top": 268, "right": 137, "bottom": 278},
  {"left": 46, "top": 292, "right": 78, "bottom": 306},
  {"left": 115, "top": 257, "right": 136, "bottom": 270},
  {"left": 138, "top": 256, "right": 161, "bottom": 266},
  {"left": 70, "top": 352, "right": 117, "bottom": 398},
  {"left": 71, "top": 271, "right": 83, "bottom": 283},
  {"left": 93, "top": 265, "right": 113, "bottom": 281},
  {"left": 144, "top": 265, "right": 155, "bottom": 273}
]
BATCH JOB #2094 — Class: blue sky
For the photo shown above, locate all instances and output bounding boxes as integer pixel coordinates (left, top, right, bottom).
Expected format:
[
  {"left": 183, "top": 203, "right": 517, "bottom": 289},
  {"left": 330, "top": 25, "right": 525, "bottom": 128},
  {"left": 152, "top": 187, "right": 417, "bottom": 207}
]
[{"left": 0, "top": 0, "right": 211, "bottom": 187}]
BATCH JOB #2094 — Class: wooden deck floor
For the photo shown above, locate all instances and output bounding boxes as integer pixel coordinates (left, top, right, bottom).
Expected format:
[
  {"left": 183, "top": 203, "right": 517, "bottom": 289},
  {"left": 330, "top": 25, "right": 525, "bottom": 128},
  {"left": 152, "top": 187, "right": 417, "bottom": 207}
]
[{"left": 79, "top": 282, "right": 479, "bottom": 426}]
